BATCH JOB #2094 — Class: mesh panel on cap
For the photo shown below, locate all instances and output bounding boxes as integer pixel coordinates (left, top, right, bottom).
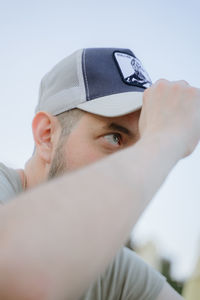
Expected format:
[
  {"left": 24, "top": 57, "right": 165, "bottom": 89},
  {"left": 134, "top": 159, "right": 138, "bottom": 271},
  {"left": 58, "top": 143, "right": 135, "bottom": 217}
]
[{"left": 35, "top": 49, "right": 86, "bottom": 115}]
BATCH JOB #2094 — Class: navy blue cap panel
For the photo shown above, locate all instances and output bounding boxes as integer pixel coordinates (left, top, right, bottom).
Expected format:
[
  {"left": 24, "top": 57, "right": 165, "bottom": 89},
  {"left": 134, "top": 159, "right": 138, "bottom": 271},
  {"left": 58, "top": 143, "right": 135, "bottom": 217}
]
[{"left": 82, "top": 48, "right": 151, "bottom": 101}]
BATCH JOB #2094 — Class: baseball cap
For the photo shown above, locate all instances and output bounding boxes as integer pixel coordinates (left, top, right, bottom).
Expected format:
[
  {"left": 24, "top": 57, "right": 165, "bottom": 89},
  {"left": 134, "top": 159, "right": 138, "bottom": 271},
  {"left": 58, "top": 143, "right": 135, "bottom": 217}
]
[{"left": 35, "top": 48, "right": 152, "bottom": 117}]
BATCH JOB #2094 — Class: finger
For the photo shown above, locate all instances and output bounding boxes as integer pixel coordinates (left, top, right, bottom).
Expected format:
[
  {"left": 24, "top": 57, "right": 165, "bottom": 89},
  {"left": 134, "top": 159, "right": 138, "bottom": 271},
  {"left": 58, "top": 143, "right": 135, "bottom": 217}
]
[
  {"left": 172, "top": 80, "right": 189, "bottom": 86},
  {"left": 154, "top": 78, "right": 170, "bottom": 86},
  {"left": 154, "top": 79, "right": 189, "bottom": 86}
]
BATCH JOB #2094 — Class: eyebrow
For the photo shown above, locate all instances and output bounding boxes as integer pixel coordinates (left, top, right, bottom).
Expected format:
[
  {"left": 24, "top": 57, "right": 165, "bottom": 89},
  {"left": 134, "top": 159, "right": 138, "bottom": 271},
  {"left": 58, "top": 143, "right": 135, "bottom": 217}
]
[{"left": 105, "top": 122, "right": 134, "bottom": 137}]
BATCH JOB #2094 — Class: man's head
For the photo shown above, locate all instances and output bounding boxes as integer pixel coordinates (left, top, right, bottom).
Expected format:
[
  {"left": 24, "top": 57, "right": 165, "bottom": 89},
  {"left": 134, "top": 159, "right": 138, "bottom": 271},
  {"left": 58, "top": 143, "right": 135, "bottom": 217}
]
[
  {"left": 26, "top": 47, "right": 151, "bottom": 187},
  {"left": 31, "top": 107, "right": 141, "bottom": 181}
]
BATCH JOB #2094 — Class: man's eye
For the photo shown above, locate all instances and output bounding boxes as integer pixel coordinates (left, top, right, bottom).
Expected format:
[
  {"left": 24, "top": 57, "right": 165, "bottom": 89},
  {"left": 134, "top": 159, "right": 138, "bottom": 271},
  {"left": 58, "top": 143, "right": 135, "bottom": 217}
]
[{"left": 103, "top": 133, "right": 122, "bottom": 146}]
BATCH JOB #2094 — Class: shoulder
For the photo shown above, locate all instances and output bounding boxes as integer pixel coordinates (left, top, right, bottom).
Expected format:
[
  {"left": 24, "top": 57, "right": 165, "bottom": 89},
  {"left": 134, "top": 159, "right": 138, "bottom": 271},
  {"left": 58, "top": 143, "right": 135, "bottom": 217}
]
[
  {"left": 0, "top": 163, "right": 22, "bottom": 204},
  {"left": 80, "top": 247, "right": 166, "bottom": 300},
  {"left": 101, "top": 247, "right": 166, "bottom": 300}
]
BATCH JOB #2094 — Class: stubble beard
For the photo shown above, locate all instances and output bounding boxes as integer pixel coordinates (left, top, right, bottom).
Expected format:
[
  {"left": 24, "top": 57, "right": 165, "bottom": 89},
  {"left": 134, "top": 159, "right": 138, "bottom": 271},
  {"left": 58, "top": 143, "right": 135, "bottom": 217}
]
[{"left": 48, "top": 138, "right": 68, "bottom": 180}]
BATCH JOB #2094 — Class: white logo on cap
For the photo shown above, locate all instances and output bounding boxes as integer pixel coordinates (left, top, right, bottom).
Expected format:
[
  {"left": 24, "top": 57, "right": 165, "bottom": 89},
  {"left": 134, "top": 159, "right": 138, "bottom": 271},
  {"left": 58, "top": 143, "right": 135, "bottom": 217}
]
[{"left": 114, "top": 52, "right": 152, "bottom": 88}]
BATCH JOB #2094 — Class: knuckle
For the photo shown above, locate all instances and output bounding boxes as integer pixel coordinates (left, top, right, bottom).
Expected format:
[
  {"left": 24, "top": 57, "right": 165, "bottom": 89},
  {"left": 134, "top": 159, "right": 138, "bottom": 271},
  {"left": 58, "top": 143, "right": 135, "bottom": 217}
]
[
  {"left": 171, "top": 82, "right": 182, "bottom": 91},
  {"left": 175, "top": 80, "right": 189, "bottom": 86},
  {"left": 186, "top": 86, "right": 199, "bottom": 97},
  {"left": 154, "top": 79, "right": 169, "bottom": 88},
  {"left": 171, "top": 81, "right": 189, "bottom": 93},
  {"left": 179, "top": 80, "right": 189, "bottom": 85}
]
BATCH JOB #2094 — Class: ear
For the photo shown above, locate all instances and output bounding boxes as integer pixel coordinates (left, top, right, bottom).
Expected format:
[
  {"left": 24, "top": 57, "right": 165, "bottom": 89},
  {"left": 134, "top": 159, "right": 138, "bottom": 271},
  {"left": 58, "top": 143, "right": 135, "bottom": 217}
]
[{"left": 32, "top": 112, "right": 60, "bottom": 164}]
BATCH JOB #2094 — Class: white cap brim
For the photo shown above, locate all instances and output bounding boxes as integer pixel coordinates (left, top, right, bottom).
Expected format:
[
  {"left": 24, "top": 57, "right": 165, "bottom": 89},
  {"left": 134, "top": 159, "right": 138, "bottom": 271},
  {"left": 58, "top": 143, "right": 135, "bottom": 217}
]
[{"left": 77, "top": 91, "right": 143, "bottom": 117}]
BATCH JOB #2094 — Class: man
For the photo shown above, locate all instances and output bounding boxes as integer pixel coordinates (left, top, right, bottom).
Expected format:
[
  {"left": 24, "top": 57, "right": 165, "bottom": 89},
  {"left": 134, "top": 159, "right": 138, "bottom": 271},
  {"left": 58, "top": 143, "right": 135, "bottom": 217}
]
[{"left": 0, "top": 47, "right": 199, "bottom": 300}]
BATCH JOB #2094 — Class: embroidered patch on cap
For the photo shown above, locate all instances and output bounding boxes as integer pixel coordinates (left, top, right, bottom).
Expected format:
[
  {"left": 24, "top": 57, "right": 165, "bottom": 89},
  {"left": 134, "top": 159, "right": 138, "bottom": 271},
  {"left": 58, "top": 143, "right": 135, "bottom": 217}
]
[{"left": 114, "top": 51, "right": 152, "bottom": 88}]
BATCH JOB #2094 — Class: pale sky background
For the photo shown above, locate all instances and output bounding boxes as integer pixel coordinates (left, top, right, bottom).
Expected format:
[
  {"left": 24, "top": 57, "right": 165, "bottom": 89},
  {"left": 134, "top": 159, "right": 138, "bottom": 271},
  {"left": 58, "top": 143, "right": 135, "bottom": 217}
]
[{"left": 0, "top": 0, "right": 200, "bottom": 281}]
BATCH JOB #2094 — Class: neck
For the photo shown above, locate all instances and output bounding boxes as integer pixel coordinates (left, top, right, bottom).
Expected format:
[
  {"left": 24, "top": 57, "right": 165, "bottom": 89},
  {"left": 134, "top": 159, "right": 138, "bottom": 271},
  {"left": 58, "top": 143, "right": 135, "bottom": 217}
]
[
  {"left": 19, "top": 155, "right": 47, "bottom": 190},
  {"left": 17, "top": 169, "right": 27, "bottom": 191}
]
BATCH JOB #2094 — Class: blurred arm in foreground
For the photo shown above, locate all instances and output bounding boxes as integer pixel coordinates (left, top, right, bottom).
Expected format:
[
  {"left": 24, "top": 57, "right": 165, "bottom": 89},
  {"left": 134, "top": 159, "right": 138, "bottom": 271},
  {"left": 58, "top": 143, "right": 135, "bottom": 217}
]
[{"left": 0, "top": 80, "right": 199, "bottom": 299}]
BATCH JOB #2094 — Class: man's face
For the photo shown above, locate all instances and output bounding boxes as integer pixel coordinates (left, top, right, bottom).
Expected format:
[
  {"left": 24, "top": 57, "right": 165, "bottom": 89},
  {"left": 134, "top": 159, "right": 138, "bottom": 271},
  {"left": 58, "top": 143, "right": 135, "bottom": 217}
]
[{"left": 48, "top": 109, "right": 141, "bottom": 178}]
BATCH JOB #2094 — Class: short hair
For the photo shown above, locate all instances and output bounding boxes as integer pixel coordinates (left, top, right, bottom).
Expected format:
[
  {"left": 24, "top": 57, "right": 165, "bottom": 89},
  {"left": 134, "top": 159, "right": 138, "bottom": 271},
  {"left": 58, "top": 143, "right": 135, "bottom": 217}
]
[
  {"left": 56, "top": 108, "right": 85, "bottom": 140},
  {"left": 47, "top": 108, "right": 85, "bottom": 179}
]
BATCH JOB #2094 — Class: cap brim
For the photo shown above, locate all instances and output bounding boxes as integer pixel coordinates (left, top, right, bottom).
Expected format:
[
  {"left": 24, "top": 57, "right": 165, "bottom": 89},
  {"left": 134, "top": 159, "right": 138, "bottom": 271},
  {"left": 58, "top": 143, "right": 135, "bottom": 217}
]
[{"left": 77, "top": 91, "right": 143, "bottom": 117}]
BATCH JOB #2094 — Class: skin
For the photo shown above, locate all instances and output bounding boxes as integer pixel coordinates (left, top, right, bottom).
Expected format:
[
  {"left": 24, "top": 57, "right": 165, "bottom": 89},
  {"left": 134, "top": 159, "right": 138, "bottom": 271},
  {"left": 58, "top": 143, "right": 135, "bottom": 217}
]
[
  {"left": 16, "top": 107, "right": 184, "bottom": 300},
  {"left": 21, "top": 109, "right": 141, "bottom": 188},
  {"left": 2, "top": 79, "right": 199, "bottom": 299}
]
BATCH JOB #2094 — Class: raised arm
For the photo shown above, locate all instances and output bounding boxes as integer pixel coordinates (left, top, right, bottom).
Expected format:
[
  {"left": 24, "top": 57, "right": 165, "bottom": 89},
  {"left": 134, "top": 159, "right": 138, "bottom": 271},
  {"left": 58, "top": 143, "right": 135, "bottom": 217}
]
[{"left": 0, "top": 80, "right": 199, "bottom": 300}]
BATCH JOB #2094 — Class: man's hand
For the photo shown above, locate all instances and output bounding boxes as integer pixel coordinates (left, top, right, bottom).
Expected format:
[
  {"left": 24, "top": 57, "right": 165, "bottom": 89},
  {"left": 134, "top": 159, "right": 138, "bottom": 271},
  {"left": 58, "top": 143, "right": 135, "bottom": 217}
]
[{"left": 139, "top": 79, "right": 200, "bottom": 158}]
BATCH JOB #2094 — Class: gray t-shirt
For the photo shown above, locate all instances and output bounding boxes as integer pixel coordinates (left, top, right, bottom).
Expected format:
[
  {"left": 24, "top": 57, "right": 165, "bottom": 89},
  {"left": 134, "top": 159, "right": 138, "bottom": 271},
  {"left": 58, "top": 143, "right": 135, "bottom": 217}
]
[
  {"left": 0, "top": 163, "right": 166, "bottom": 300},
  {"left": 0, "top": 163, "right": 23, "bottom": 204}
]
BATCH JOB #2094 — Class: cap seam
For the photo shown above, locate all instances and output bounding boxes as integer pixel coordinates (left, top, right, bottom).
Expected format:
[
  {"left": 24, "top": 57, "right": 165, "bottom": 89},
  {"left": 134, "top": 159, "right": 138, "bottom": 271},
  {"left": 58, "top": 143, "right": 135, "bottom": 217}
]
[
  {"left": 76, "top": 49, "right": 86, "bottom": 102},
  {"left": 82, "top": 49, "right": 90, "bottom": 101}
]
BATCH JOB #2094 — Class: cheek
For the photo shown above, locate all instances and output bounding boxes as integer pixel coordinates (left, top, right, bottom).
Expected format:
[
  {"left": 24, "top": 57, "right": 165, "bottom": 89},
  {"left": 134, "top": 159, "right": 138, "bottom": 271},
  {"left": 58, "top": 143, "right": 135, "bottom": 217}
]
[{"left": 63, "top": 136, "right": 104, "bottom": 171}]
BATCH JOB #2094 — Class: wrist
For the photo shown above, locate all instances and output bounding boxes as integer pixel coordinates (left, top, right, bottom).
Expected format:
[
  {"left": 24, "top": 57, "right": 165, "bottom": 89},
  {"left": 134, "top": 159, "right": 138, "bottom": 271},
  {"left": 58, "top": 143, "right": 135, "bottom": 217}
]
[{"left": 140, "top": 130, "right": 184, "bottom": 163}]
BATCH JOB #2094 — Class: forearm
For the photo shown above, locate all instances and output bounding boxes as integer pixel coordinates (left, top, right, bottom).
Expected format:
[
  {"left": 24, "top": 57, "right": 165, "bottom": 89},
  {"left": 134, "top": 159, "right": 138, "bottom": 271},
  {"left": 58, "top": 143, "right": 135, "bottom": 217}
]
[{"left": 0, "top": 134, "right": 182, "bottom": 300}]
